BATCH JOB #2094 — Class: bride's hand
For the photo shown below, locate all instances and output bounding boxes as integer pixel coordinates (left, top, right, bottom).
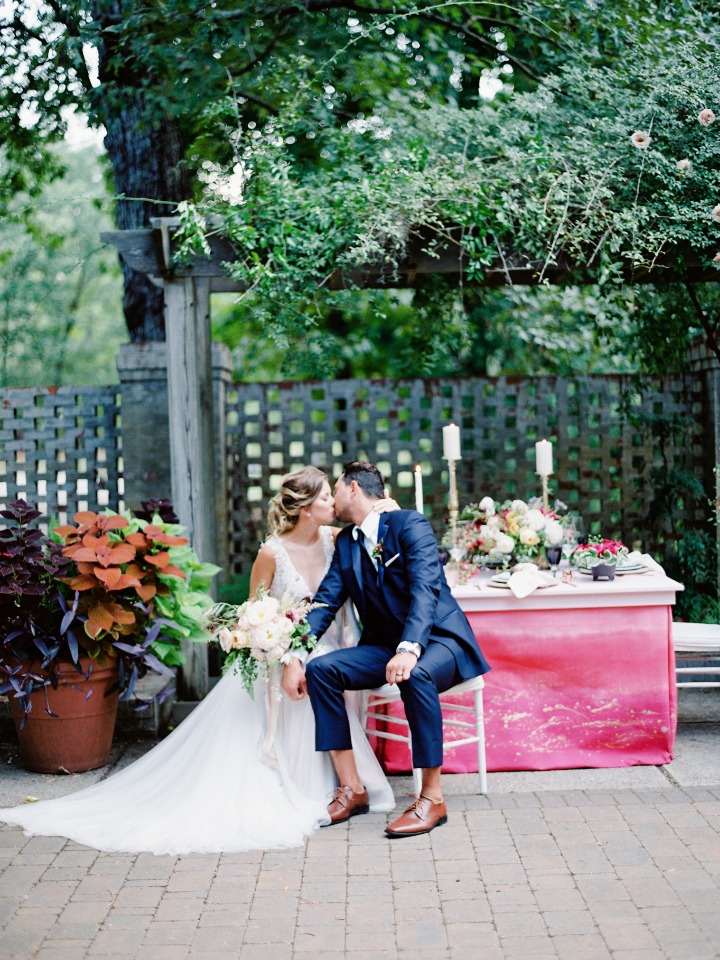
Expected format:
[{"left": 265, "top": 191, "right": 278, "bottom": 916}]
[
  {"left": 373, "top": 497, "right": 401, "bottom": 514},
  {"left": 281, "top": 659, "right": 307, "bottom": 700}
]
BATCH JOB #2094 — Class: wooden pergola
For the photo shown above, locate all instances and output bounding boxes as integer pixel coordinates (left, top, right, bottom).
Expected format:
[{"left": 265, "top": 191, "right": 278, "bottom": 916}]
[{"left": 102, "top": 218, "right": 720, "bottom": 698}]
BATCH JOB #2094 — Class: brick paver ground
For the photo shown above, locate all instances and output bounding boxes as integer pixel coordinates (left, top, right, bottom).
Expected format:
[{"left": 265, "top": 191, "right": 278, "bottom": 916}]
[{"left": 2, "top": 781, "right": 720, "bottom": 960}]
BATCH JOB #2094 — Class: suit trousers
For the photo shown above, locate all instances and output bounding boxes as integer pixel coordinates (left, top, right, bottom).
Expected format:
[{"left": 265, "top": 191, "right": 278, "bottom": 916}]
[{"left": 305, "top": 642, "right": 461, "bottom": 769}]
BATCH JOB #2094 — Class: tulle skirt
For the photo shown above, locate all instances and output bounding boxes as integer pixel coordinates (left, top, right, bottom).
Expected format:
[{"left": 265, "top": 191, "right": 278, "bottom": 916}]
[{"left": 0, "top": 666, "right": 395, "bottom": 855}]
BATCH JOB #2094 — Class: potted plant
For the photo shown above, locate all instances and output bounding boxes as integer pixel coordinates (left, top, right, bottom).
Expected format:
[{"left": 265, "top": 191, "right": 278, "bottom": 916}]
[{"left": 0, "top": 498, "right": 219, "bottom": 773}]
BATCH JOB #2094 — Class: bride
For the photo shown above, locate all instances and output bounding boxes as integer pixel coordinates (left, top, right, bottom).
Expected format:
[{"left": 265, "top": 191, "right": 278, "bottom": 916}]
[{"left": 0, "top": 467, "right": 396, "bottom": 854}]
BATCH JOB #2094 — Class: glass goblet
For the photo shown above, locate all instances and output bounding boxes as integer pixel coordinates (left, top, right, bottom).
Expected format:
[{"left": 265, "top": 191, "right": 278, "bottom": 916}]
[
  {"left": 561, "top": 529, "right": 578, "bottom": 565},
  {"left": 545, "top": 544, "right": 562, "bottom": 577},
  {"left": 449, "top": 547, "right": 465, "bottom": 565}
]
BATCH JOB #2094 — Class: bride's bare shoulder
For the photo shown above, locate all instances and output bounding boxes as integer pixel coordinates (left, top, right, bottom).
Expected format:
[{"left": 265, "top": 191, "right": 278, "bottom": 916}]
[{"left": 250, "top": 542, "right": 277, "bottom": 596}]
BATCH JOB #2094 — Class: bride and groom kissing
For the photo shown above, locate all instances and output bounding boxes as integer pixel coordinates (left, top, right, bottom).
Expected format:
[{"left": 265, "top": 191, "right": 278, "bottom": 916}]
[
  {"left": 281, "top": 460, "right": 490, "bottom": 839},
  {"left": 0, "top": 459, "right": 490, "bottom": 853}
]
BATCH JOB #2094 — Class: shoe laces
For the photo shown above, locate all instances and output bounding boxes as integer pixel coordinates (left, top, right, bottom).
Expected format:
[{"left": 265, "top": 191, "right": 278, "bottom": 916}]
[
  {"left": 330, "top": 785, "right": 352, "bottom": 806},
  {"left": 405, "top": 795, "right": 442, "bottom": 817}
]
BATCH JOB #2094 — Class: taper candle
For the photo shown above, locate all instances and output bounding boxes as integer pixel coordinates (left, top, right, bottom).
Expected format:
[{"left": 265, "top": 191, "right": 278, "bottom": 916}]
[
  {"left": 443, "top": 423, "right": 461, "bottom": 460},
  {"left": 535, "top": 438, "right": 553, "bottom": 475},
  {"left": 414, "top": 464, "right": 424, "bottom": 513}
]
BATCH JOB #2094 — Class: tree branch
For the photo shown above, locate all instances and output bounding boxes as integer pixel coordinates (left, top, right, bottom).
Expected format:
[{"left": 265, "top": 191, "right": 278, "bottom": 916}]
[
  {"left": 235, "top": 89, "right": 280, "bottom": 114},
  {"left": 683, "top": 276, "right": 720, "bottom": 365},
  {"left": 217, "top": 0, "right": 542, "bottom": 84}
]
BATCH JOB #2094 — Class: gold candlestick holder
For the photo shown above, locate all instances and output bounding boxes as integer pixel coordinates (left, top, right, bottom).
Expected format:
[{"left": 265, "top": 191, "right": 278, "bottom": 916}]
[
  {"left": 446, "top": 457, "right": 460, "bottom": 547},
  {"left": 539, "top": 473, "right": 552, "bottom": 510}
]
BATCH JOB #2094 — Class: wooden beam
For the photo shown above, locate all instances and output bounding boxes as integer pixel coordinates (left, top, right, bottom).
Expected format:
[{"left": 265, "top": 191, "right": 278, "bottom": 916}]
[
  {"left": 101, "top": 225, "right": 720, "bottom": 290},
  {"left": 164, "top": 276, "right": 215, "bottom": 700}
]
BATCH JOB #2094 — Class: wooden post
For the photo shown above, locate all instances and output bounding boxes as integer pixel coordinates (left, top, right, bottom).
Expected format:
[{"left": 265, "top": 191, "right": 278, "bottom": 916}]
[
  {"left": 688, "top": 335, "right": 720, "bottom": 599},
  {"left": 164, "top": 276, "right": 214, "bottom": 699}
]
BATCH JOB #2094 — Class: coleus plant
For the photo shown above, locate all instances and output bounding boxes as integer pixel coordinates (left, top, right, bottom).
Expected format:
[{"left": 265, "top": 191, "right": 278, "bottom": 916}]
[{"left": 0, "top": 499, "right": 219, "bottom": 723}]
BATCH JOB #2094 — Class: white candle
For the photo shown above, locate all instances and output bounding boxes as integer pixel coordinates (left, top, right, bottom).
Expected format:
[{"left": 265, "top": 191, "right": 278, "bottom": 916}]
[
  {"left": 443, "top": 423, "right": 461, "bottom": 460},
  {"left": 535, "top": 439, "right": 553, "bottom": 475},
  {"left": 414, "top": 464, "right": 424, "bottom": 513}
]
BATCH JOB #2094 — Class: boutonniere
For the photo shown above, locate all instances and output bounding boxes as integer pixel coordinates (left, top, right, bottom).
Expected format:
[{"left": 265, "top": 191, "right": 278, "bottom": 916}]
[{"left": 372, "top": 539, "right": 384, "bottom": 561}]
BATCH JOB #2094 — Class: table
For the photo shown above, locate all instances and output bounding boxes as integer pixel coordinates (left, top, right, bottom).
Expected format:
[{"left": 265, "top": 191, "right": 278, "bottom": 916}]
[{"left": 374, "top": 567, "right": 684, "bottom": 773}]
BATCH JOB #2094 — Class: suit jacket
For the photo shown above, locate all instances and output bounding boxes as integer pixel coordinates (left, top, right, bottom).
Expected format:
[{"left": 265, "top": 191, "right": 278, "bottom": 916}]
[{"left": 307, "top": 510, "right": 490, "bottom": 681}]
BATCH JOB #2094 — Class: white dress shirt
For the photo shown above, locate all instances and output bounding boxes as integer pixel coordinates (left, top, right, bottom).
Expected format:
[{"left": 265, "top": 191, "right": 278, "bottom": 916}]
[{"left": 352, "top": 510, "right": 381, "bottom": 568}]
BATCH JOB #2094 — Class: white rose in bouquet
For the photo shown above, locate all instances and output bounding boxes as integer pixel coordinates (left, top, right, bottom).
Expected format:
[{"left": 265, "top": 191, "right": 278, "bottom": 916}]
[
  {"left": 218, "top": 627, "right": 234, "bottom": 653},
  {"left": 251, "top": 622, "right": 286, "bottom": 654},
  {"left": 478, "top": 496, "right": 496, "bottom": 515},
  {"left": 246, "top": 595, "right": 280, "bottom": 627},
  {"left": 495, "top": 533, "right": 515, "bottom": 554},
  {"left": 231, "top": 629, "right": 251, "bottom": 649},
  {"left": 509, "top": 499, "right": 528, "bottom": 513},
  {"left": 525, "top": 509, "right": 547, "bottom": 531},
  {"left": 519, "top": 527, "right": 540, "bottom": 546},
  {"left": 544, "top": 521, "right": 564, "bottom": 546}
]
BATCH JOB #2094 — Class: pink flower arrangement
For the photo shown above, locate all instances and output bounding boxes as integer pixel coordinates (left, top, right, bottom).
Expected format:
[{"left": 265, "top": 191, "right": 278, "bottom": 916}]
[{"left": 573, "top": 538, "right": 629, "bottom": 569}]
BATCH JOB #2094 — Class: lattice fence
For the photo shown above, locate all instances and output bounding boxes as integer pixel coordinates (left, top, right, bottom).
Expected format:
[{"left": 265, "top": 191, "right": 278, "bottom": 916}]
[
  {"left": 226, "top": 373, "right": 710, "bottom": 574},
  {"left": 0, "top": 373, "right": 710, "bottom": 576},
  {"left": 0, "top": 387, "right": 123, "bottom": 523}
]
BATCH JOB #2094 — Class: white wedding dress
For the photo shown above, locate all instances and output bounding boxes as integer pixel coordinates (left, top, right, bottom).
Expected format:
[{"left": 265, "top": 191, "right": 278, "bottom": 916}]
[{"left": 0, "top": 526, "right": 395, "bottom": 854}]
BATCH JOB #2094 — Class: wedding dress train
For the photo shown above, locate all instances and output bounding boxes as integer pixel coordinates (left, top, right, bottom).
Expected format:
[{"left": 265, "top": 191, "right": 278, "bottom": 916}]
[{"left": 0, "top": 526, "right": 395, "bottom": 854}]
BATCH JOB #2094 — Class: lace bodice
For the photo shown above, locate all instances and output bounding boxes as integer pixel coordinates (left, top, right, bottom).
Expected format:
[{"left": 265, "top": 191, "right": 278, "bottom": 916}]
[{"left": 266, "top": 526, "right": 335, "bottom": 602}]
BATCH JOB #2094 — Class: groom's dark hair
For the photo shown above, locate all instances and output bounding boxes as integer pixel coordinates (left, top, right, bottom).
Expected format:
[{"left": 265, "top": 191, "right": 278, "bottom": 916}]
[{"left": 341, "top": 461, "right": 385, "bottom": 499}]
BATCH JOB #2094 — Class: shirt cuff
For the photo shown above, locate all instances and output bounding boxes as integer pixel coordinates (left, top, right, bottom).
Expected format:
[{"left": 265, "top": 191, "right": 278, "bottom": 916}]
[
  {"left": 280, "top": 649, "right": 308, "bottom": 665},
  {"left": 396, "top": 641, "right": 422, "bottom": 658}
]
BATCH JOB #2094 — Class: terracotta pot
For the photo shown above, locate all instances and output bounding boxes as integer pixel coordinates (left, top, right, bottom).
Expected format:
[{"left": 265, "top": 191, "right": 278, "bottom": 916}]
[{"left": 9, "top": 657, "right": 120, "bottom": 774}]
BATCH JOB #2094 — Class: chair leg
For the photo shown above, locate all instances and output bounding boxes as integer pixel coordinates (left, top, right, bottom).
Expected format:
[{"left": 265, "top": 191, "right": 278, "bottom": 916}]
[
  {"left": 474, "top": 688, "right": 488, "bottom": 794},
  {"left": 408, "top": 729, "right": 422, "bottom": 796}
]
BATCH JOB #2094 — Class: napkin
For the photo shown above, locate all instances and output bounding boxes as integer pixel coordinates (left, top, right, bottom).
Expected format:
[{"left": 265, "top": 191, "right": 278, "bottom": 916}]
[
  {"left": 507, "top": 566, "right": 558, "bottom": 598},
  {"left": 625, "top": 551, "right": 665, "bottom": 575}
]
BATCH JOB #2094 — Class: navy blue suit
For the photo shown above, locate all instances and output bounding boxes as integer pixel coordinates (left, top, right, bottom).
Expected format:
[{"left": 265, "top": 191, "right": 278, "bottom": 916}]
[{"left": 305, "top": 510, "right": 490, "bottom": 768}]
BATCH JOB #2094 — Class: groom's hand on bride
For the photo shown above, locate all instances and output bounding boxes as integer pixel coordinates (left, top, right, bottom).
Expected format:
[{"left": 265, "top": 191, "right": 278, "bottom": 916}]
[
  {"left": 386, "top": 652, "right": 418, "bottom": 685},
  {"left": 282, "top": 659, "right": 307, "bottom": 700}
]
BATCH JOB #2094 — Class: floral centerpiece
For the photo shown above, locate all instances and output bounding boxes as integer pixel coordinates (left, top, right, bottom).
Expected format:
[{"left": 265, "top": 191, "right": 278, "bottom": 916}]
[
  {"left": 573, "top": 538, "right": 629, "bottom": 569},
  {"left": 206, "top": 591, "right": 319, "bottom": 695},
  {"left": 445, "top": 496, "right": 567, "bottom": 571}
]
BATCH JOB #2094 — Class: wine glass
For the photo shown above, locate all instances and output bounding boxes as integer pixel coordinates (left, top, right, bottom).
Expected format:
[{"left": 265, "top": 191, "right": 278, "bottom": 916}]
[
  {"left": 561, "top": 530, "right": 578, "bottom": 564},
  {"left": 449, "top": 547, "right": 465, "bottom": 565},
  {"left": 545, "top": 544, "right": 562, "bottom": 577}
]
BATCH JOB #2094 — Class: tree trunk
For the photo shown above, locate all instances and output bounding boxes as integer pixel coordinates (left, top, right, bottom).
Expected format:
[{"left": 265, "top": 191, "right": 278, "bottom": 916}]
[{"left": 90, "top": 0, "right": 192, "bottom": 342}]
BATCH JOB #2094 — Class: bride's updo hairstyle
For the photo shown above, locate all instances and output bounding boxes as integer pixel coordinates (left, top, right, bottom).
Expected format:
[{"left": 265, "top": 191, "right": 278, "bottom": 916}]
[{"left": 267, "top": 466, "right": 329, "bottom": 536}]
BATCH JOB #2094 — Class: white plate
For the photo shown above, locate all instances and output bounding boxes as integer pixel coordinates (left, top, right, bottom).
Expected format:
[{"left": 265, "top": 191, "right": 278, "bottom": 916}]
[
  {"left": 488, "top": 573, "right": 559, "bottom": 590},
  {"left": 577, "top": 565, "right": 649, "bottom": 576},
  {"left": 490, "top": 573, "right": 511, "bottom": 584}
]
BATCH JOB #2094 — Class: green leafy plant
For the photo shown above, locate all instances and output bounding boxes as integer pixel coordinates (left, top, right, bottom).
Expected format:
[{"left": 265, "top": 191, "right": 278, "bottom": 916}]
[{"left": 0, "top": 499, "right": 219, "bottom": 721}]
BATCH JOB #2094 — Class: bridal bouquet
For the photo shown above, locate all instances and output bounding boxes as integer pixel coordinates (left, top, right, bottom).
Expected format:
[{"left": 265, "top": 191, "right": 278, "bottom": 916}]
[{"left": 206, "top": 591, "right": 319, "bottom": 694}]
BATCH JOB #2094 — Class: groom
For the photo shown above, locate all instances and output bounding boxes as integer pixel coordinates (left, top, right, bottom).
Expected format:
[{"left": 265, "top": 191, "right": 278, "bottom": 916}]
[{"left": 282, "top": 461, "right": 490, "bottom": 838}]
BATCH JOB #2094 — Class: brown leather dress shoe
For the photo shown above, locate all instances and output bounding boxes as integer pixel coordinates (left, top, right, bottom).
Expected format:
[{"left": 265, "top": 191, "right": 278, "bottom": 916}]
[
  {"left": 385, "top": 796, "right": 447, "bottom": 838},
  {"left": 324, "top": 786, "right": 370, "bottom": 825}
]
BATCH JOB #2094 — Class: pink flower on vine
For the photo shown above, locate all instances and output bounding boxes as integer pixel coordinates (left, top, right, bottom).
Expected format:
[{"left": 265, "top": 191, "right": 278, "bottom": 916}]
[
  {"left": 698, "top": 108, "right": 716, "bottom": 127},
  {"left": 630, "top": 131, "right": 652, "bottom": 150}
]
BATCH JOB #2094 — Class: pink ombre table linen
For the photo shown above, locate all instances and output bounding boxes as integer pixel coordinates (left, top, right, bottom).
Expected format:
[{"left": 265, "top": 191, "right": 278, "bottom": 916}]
[{"left": 373, "top": 570, "right": 682, "bottom": 773}]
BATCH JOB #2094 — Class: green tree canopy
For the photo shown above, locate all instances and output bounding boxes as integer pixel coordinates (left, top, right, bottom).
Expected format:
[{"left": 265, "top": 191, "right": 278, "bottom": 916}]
[
  {"left": 1, "top": 0, "right": 719, "bottom": 380},
  {"left": 0, "top": 144, "right": 123, "bottom": 387}
]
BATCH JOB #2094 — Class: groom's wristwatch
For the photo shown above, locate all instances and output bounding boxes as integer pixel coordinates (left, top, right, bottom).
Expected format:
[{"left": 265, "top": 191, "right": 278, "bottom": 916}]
[{"left": 396, "top": 641, "right": 421, "bottom": 658}]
